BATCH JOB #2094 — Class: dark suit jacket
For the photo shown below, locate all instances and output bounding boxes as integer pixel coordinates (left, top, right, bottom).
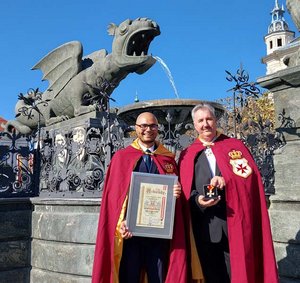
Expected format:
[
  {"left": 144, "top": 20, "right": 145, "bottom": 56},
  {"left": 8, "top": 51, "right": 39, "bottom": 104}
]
[{"left": 190, "top": 150, "right": 228, "bottom": 243}]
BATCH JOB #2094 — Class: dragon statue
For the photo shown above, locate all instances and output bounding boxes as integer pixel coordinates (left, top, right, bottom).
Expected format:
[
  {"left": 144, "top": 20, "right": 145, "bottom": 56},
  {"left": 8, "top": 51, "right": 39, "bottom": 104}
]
[{"left": 6, "top": 17, "right": 160, "bottom": 134}]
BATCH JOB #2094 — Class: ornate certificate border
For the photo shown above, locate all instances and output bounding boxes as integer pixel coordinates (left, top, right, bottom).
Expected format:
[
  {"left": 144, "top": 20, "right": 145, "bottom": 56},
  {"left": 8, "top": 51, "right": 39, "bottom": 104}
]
[{"left": 126, "top": 172, "right": 178, "bottom": 239}]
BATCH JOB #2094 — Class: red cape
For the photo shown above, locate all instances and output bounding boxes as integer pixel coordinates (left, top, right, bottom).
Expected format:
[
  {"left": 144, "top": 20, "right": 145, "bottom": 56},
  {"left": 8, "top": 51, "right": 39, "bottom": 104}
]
[
  {"left": 179, "top": 134, "right": 278, "bottom": 283},
  {"left": 92, "top": 142, "right": 187, "bottom": 283}
]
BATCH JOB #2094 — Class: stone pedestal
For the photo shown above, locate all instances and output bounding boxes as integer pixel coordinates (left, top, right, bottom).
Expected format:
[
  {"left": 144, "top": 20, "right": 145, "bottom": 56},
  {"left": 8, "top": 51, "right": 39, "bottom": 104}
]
[
  {"left": 258, "top": 65, "right": 300, "bottom": 283},
  {"left": 30, "top": 198, "right": 100, "bottom": 283},
  {"left": 0, "top": 198, "right": 32, "bottom": 283},
  {"left": 0, "top": 197, "right": 101, "bottom": 283}
]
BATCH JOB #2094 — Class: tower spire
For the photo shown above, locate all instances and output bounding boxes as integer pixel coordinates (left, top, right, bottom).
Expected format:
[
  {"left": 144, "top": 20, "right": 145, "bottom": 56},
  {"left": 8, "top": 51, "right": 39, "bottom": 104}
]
[
  {"left": 262, "top": 0, "right": 296, "bottom": 74},
  {"left": 268, "top": 1, "right": 289, "bottom": 34}
]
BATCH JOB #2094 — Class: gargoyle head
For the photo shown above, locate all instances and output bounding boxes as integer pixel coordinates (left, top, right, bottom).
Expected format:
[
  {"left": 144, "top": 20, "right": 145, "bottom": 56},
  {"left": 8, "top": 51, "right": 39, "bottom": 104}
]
[{"left": 108, "top": 17, "right": 161, "bottom": 74}]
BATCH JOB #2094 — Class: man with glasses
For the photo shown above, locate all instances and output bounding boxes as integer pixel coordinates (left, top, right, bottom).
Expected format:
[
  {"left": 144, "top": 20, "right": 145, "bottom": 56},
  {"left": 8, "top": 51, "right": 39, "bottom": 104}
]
[{"left": 92, "top": 112, "right": 187, "bottom": 283}]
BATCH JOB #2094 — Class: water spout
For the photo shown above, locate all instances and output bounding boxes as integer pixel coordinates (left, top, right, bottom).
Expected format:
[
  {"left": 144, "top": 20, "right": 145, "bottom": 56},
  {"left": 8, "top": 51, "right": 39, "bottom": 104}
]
[{"left": 153, "top": 56, "right": 180, "bottom": 99}]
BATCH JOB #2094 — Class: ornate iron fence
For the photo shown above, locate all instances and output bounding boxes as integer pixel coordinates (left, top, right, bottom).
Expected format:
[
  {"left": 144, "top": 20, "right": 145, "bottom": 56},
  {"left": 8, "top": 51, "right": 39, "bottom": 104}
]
[
  {"left": 0, "top": 68, "right": 285, "bottom": 198},
  {"left": 222, "top": 65, "right": 285, "bottom": 195},
  {"left": 0, "top": 131, "right": 36, "bottom": 197},
  {"left": 37, "top": 113, "right": 125, "bottom": 198}
]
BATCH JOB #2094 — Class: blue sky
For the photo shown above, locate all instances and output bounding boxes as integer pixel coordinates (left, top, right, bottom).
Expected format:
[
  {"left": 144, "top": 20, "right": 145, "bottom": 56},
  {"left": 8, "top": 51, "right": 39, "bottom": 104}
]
[{"left": 0, "top": 0, "right": 298, "bottom": 120}]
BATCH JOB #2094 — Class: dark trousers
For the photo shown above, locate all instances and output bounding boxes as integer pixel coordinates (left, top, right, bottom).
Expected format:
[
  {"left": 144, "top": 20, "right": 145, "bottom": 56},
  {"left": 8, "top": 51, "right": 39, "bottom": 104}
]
[
  {"left": 119, "top": 237, "right": 169, "bottom": 283},
  {"left": 197, "top": 235, "right": 231, "bottom": 283}
]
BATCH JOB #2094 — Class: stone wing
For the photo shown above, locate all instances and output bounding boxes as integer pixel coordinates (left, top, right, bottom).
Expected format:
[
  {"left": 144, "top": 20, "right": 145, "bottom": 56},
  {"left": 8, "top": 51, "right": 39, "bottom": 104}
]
[{"left": 32, "top": 41, "right": 83, "bottom": 99}]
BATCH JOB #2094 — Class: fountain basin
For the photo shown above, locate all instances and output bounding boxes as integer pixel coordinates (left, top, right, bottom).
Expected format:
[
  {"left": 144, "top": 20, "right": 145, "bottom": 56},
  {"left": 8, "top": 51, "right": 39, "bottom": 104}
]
[{"left": 117, "top": 99, "right": 224, "bottom": 125}]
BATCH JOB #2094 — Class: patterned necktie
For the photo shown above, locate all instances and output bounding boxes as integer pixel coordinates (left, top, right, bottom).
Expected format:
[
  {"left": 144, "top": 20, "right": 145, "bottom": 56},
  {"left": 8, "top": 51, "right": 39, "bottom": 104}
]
[{"left": 145, "top": 149, "right": 152, "bottom": 172}]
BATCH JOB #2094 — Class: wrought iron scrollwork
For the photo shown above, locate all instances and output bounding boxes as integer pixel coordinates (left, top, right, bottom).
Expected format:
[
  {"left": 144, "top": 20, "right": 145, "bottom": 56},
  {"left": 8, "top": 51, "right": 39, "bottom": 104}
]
[
  {"left": 0, "top": 131, "right": 36, "bottom": 197},
  {"left": 158, "top": 112, "right": 184, "bottom": 155},
  {"left": 36, "top": 78, "right": 125, "bottom": 197},
  {"left": 225, "top": 65, "right": 261, "bottom": 138},
  {"left": 224, "top": 66, "right": 285, "bottom": 195},
  {"left": 39, "top": 126, "right": 106, "bottom": 196},
  {"left": 1, "top": 67, "right": 291, "bottom": 198},
  {"left": 16, "top": 88, "right": 48, "bottom": 121}
]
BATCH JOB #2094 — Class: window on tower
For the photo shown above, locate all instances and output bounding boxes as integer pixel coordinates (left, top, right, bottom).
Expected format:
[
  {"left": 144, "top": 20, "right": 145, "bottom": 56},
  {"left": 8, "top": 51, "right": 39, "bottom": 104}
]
[
  {"left": 270, "top": 41, "right": 273, "bottom": 49},
  {"left": 277, "top": 38, "right": 282, "bottom": 47}
]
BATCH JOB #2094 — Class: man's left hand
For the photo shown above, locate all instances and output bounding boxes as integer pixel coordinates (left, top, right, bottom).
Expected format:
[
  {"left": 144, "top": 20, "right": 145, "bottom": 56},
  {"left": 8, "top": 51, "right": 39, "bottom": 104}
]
[{"left": 173, "top": 183, "right": 181, "bottom": 198}]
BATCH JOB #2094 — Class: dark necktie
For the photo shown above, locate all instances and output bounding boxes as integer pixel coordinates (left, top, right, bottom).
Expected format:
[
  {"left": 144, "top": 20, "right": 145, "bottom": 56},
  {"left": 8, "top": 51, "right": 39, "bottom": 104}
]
[{"left": 145, "top": 149, "right": 152, "bottom": 172}]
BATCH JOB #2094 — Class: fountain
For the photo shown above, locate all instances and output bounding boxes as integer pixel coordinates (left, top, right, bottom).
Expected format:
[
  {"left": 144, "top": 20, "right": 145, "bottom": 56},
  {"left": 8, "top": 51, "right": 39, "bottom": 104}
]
[
  {"left": 117, "top": 98, "right": 223, "bottom": 127},
  {"left": 153, "top": 56, "right": 180, "bottom": 99},
  {"left": 118, "top": 54, "right": 224, "bottom": 127},
  {"left": 118, "top": 55, "right": 224, "bottom": 126},
  {"left": 0, "top": 17, "right": 225, "bottom": 283},
  {"left": 117, "top": 55, "right": 225, "bottom": 154}
]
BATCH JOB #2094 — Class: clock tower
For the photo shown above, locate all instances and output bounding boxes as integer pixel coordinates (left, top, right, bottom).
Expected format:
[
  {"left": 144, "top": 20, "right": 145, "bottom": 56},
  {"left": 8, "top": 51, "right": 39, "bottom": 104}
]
[{"left": 262, "top": 0, "right": 296, "bottom": 74}]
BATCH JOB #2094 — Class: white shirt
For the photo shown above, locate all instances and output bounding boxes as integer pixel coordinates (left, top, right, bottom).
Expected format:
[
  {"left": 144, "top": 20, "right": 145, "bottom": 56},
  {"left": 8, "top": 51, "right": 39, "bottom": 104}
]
[
  {"left": 139, "top": 143, "right": 155, "bottom": 153},
  {"left": 204, "top": 147, "right": 216, "bottom": 177}
]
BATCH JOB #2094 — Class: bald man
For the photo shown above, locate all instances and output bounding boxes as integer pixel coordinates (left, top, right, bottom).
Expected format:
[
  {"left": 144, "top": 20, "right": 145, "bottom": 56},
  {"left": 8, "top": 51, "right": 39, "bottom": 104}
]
[{"left": 92, "top": 112, "right": 187, "bottom": 283}]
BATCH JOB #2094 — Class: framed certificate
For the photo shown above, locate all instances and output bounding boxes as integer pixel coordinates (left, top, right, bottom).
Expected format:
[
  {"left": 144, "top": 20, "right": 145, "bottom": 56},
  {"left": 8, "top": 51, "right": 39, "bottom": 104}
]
[{"left": 126, "top": 172, "right": 178, "bottom": 239}]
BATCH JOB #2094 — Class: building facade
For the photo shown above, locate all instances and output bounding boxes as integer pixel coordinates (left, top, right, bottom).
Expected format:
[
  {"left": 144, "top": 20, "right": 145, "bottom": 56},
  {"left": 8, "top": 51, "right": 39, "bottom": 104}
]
[{"left": 262, "top": 0, "right": 299, "bottom": 75}]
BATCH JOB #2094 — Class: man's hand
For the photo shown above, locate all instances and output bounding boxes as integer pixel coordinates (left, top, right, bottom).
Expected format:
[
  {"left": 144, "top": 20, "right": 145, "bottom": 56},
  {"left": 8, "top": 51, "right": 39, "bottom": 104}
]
[
  {"left": 197, "top": 195, "right": 221, "bottom": 207},
  {"left": 173, "top": 182, "right": 181, "bottom": 198},
  {"left": 210, "top": 176, "right": 225, "bottom": 189},
  {"left": 119, "top": 221, "right": 132, "bottom": 239},
  {"left": 197, "top": 176, "right": 225, "bottom": 207}
]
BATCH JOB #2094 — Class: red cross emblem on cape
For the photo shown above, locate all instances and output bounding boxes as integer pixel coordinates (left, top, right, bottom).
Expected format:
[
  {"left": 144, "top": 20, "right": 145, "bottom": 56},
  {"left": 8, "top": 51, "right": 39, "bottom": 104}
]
[{"left": 228, "top": 150, "right": 252, "bottom": 178}]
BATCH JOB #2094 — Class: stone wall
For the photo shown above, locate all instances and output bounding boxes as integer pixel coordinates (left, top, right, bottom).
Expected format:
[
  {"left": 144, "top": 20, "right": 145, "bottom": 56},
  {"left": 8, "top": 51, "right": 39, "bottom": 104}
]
[
  {"left": 269, "top": 142, "right": 300, "bottom": 283},
  {"left": 30, "top": 198, "right": 100, "bottom": 283},
  {"left": 0, "top": 197, "right": 101, "bottom": 283},
  {"left": 0, "top": 198, "right": 32, "bottom": 283},
  {"left": 258, "top": 64, "right": 300, "bottom": 283}
]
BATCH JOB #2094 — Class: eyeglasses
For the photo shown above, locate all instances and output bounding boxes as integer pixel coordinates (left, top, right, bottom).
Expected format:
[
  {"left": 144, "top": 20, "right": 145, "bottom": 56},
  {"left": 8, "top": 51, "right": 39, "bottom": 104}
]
[{"left": 136, "top": 124, "right": 159, "bottom": 130}]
